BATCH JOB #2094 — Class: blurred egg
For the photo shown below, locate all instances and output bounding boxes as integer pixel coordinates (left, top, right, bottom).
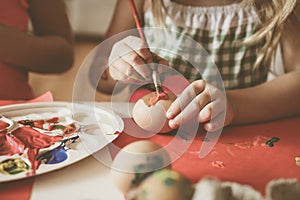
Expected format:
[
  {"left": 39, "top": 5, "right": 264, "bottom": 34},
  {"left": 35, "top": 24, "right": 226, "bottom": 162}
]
[
  {"left": 127, "top": 169, "right": 194, "bottom": 200},
  {"left": 132, "top": 91, "right": 176, "bottom": 133},
  {"left": 111, "top": 140, "right": 171, "bottom": 194}
]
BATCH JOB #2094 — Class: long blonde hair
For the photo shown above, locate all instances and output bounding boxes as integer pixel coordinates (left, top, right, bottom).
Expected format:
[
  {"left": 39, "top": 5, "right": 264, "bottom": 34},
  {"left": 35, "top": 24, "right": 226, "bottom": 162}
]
[{"left": 150, "top": 0, "right": 299, "bottom": 71}]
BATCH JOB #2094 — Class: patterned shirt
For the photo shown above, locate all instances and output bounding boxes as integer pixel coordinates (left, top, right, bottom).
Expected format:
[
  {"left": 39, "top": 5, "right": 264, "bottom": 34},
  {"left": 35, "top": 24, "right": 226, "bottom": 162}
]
[{"left": 143, "top": 0, "right": 269, "bottom": 90}]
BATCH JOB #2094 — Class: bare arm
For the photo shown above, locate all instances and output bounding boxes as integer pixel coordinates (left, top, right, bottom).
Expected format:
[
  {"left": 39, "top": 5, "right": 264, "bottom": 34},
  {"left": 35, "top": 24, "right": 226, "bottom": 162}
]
[
  {"left": 227, "top": 71, "right": 300, "bottom": 124},
  {"left": 0, "top": 0, "right": 74, "bottom": 74},
  {"left": 227, "top": 10, "right": 300, "bottom": 124},
  {"left": 96, "top": 0, "right": 144, "bottom": 94}
]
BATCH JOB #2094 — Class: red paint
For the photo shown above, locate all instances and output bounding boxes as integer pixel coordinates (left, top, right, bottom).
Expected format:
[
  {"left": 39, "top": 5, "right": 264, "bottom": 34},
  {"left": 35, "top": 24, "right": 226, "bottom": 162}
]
[
  {"left": 18, "top": 119, "right": 45, "bottom": 129},
  {"left": 48, "top": 123, "right": 78, "bottom": 136},
  {"left": 0, "top": 121, "right": 9, "bottom": 130},
  {"left": 12, "top": 127, "right": 63, "bottom": 149},
  {"left": 148, "top": 92, "right": 169, "bottom": 106},
  {"left": 19, "top": 118, "right": 78, "bottom": 137},
  {"left": 0, "top": 134, "right": 25, "bottom": 156},
  {"left": 46, "top": 117, "right": 59, "bottom": 123},
  {"left": 11, "top": 127, "right": 63, "bottom": 172},
  {"left": 211, "top": 161, "right": 225, "bottom": 168}
]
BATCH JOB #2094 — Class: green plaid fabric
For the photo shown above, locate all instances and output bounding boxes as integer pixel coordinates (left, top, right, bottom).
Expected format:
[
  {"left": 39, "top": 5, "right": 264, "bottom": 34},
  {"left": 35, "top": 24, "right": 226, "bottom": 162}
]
[{"left": 143, "top": 1, "right": 268, "bottom": 89}]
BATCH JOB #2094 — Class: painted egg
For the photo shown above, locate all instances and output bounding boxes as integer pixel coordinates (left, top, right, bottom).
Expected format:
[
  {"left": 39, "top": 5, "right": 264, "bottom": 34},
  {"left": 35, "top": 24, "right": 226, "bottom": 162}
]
[
  {"left": 111, "top": 140, "right": 171, "bottom": 194},
  {"left": 127, "top": 169, "right": 195, "bottom": 200},
  {"left": 132, "top": 92, "right": 176, "bottom": 133}
]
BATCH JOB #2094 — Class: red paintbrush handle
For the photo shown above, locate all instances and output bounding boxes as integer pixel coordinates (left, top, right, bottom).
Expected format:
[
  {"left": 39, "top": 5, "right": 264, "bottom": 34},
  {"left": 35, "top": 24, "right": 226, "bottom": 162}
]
[{"left": 128, "top": 0, "right": 146, "bottom": 41}]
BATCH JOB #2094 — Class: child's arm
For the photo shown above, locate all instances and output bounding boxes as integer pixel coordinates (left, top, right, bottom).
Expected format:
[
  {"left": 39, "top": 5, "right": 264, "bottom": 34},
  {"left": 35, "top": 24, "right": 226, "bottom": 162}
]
[
  {"left": 227, "top": 71, "right": 300, "bottom": 124},
  {"left": 0, "top": 0, "right": 73, "bottom": 74},
  {"left": 97, "top": 0, "right": 145, "bottom": 94},
  {"left": 227, "top": 9, "right": 300, "bottom": 124}
]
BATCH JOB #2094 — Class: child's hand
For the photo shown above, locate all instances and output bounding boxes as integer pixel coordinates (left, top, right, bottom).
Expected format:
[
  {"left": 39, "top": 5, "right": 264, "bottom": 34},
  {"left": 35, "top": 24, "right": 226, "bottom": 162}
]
[
  {"left": 108, "top": 36, "right": 169, "bottom": 84},
  {"left": 166, "top": 80, "right": 234, "bottom": 132}
]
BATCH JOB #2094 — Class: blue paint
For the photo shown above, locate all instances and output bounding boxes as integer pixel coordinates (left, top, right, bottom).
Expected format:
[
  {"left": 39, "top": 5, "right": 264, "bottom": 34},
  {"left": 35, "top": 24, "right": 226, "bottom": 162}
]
[
  {"left": 45, "top": 147, "right": 68, "bottom": 164},
  {"left": 37, "top": 136, "right": 78, "bottom": 164}
]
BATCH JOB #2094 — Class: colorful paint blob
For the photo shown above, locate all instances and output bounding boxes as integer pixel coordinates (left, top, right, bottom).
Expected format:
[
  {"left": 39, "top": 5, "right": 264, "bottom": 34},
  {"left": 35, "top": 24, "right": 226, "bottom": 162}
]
[
  {"left": 0, "top": 134, "right": 25, "bottom": 156},
  {"left": 148, "top": 92, "right": 169, "bottom": 106},
  {"left": 12, "top": 127, "right": 63, "bottom": 149},
  {"left": 0, "top": 116, "right": 80, "bottom": 175},
  {"left": 0, "top": 158, "right": 29, "bottom": 175},
  {"left": 10, "top": 127, "right": 64, "bottom": 173},
  {"left": 40, "top": 147, "right": 68, "bottom": 164},
  {"left": 37, "top": 136, "right": 79, "bottom": 165},
  {"left": 265, "top": 137, "right": 280, "bottom": 147},
  {"left": 18, "top": 117, "right": 79, "bottom": 136}
]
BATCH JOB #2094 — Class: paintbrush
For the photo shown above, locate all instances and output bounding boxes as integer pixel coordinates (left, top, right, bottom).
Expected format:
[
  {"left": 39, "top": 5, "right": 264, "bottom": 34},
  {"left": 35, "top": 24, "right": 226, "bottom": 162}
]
[{"left": 128, "top": 0, "right": 163, "bottom": 94}]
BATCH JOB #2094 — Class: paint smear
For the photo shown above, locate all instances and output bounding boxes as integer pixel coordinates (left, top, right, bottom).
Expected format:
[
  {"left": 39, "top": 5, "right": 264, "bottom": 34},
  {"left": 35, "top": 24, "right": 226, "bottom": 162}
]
[
  {"left": 211, "top": 161, "right": 225, "bottom": 168},
  {"left": 0, "top": 134, "right": 25, "bottom": 156},
  {"left": 44, "top": 147, "right": 68, "bottom": 164},
  {"left": 0, "top": 121, "right": 9, "bottom": 130},
  {"left": 148, "top": 92, "right": 169, "bottom": 106},
  {"left": 223, "top": 136, "right": 271, "bottom": 150},
  {"left": 11, "top": 127, "right": 63, "bottom": 173},
  {"left": 0, "top": 158, "right": 29, "bottom": 175}
]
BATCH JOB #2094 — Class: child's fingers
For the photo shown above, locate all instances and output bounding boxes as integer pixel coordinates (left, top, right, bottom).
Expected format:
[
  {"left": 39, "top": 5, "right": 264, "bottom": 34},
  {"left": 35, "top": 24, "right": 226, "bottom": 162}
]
[
  {"left": 198, "top": 100, "right": 224, "bottom": 123},
  {"left": 109, "top": 36, "right": 151, "bottom": 64},
  {"left": 122, "top": 36, "right": 153, "bottom": 61},
  {"left": 120, "top": 50, "right": 152, "bottom": 80},
  {"left": 166, "top": 80, "right": 206, "bottom": 119},
  {"left": 168, "top": 88, "right": 211, "bottom": 129},
  {"left": 109, "top": 58, "right": 145, "bottom": 84},
  {"left": 203, "top": 112, "right": 226, "bottom": 132},
  {"left": 167, "top": 80, "right": 227, "bottom": 130},
  {"left": 198, "top": 85, "right": 227, "bottom": 121},
  {"left": 109, "top": 36, "right": 170, "bottom": 82}
]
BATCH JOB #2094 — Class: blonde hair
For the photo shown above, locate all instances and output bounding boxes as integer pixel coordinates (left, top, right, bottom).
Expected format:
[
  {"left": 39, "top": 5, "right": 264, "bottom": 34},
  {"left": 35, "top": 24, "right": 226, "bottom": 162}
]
[
  {"left": 150, "top": 0, "right": 299, "bottom": 71},
  {"left": 242, "top": 0, "right": 298, "bottom": 70}
]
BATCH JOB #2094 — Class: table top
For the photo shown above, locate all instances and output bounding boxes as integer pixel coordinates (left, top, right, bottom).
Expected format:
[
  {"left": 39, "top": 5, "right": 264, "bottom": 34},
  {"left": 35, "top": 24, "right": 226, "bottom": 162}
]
[
  {"left": 0, "top": 102, "right": 299, "bottom": 199},
  {"left": 113, "top": 115, "right": 300, "bottom": 195}
]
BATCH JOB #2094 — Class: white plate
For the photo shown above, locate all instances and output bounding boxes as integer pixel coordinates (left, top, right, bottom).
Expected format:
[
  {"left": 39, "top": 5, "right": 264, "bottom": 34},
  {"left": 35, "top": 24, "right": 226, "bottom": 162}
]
[{"left": 0, "top": 102, "right": 124, "bottom": 182}]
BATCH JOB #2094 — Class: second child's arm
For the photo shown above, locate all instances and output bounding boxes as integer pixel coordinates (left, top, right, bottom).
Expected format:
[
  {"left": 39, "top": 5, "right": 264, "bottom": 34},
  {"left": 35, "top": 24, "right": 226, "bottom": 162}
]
[{"left": 0, "top": 0, "right": 74, "bottom": 74}]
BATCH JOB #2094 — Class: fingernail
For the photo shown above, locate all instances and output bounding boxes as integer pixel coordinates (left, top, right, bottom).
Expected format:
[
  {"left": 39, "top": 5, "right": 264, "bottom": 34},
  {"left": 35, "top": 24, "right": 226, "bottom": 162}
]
[
  {"left": 169, "top": 119, "right": 178, "bottom": 128},
  {"left": 166, "top": 111, "right": 172, "bottom": 118},
  {"left": 200, "top": 110, "right": 209, "bottom": 120}
]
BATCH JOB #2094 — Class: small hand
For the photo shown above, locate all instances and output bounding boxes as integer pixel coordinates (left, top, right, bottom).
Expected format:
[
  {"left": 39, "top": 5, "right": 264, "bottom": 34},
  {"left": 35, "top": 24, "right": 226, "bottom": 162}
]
[
  {"left": 166, "top": 80, "right": 234, "bottom": 132},
  {"left": 108, "top": 36, "right": 168, "bottom": 84}
]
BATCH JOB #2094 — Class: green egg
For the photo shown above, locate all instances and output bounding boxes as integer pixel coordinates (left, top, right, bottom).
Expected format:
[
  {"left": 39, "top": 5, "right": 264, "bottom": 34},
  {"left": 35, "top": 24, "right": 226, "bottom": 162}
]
[{"left": 131, "top": 169, "right": 194, "bottom": 200}]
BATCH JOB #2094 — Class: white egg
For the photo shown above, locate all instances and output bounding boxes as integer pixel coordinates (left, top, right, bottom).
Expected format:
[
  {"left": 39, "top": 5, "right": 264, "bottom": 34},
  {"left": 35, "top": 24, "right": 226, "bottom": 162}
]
[
  {"left": 111, "top": 140, "right": 172, "bottom": 194},
  {"left": 132, "top": 92, "right": 176, "bottom": 133}
]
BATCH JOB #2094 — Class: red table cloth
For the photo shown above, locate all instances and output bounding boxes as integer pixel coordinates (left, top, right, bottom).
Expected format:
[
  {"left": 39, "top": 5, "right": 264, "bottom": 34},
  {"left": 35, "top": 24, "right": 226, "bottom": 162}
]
[{"left": 112, "top": 116, "right": 300, "bottom": 195}]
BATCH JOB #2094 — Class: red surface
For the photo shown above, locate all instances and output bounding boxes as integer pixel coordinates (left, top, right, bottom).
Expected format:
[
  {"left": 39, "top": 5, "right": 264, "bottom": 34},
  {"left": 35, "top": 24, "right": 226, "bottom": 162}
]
[
  {"left": 114, "top": 78, "right": 300, "bottom": 195},
  {"left": 112, "top": 116, "right": 300, "bottom": 195},
  {"left": 0, "top": 177, "right": 34, "bottom": 200},
  {"left": 0, "top": 91, "right": 53, "bottom": 106}
]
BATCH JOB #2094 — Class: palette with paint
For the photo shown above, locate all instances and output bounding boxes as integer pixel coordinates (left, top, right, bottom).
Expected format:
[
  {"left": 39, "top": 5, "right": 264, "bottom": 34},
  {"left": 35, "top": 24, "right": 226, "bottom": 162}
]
[{"left": 0, "top": 102, "right": 124, "bottom": 182}]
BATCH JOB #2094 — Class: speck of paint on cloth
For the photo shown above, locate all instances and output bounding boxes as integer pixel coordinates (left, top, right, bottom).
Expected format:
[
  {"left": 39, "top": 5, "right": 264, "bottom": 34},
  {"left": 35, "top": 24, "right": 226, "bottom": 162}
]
[{"left": 211, "top": 161, "right": 225, "bottom": 168}]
